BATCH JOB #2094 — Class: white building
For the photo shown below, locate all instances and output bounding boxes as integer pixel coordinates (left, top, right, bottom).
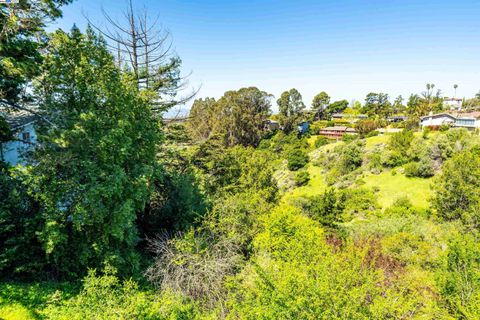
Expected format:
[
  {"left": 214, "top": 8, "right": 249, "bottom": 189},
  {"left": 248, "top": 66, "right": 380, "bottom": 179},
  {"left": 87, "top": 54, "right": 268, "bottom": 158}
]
[
  {"left": 420, "top": 112, "right": 480, "bottom": 130},
  {"left": 443, "top": 98, "right": 463, "bottom": 111},
  {"left": 0, "top": 110, "right": 37, "bottom": 165}
]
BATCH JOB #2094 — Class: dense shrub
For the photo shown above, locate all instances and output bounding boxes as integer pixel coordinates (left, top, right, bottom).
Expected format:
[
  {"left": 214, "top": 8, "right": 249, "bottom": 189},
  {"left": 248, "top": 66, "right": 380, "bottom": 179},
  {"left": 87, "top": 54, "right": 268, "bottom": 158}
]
[
  {"left": 389, "top": 129, "right": 414, "bottom": 157},
  {"left": 433, "top": 149, "right": 480, "bottom": 227},
  {"left": 43, "top": 269, "right": 203, "bottom": 319},
  {"left": 0, "top": 166, "right": 46, "bottom": 277},
  {"left": 314, "top": 135, "right": 329, "bottom": 148},
  {"left": 341, "top": 133, "right": 358, "bottom": 143},
  {"left": 294, "top": 170, "right": 310, "bottom": 186},
  {"left": 287, "top": 149, "right": 309, "bottom": 171},
  {"left": 404, "top": 158, "right": 434, "bottom": 178},
  {"left": 354, "top": 119, "right": 379, "bottom": 137},
  {"left": 303, "top": 189, "right": 343, "bottom": 227},
  {"left": 228, "top": 206, "right": 440, "bottom": 319}
]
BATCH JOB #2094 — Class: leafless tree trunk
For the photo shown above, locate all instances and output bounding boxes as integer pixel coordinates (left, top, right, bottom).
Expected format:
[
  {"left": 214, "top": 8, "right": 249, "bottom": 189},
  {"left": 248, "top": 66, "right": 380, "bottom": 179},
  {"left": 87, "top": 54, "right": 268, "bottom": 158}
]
[{"left": 87, "top": 0, "right": 196, "bottom": 112}]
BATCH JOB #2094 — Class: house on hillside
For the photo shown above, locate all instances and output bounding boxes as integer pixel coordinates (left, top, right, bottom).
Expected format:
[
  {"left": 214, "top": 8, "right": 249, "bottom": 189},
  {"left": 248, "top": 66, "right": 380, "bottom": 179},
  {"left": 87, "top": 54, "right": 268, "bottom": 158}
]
[
  {"left": 264, "top": 119, "right": 280, "bottom": 131},
  {"left": 443, "top": 98, "right": 463, "bottom": 111},
  {"left": 319, "top": 126, "right": 357, "bottom": 139},
  {"left": 387, "top": 115, "right": 407, "bottom": 122},
  {"left": 331, "top": 113, "right": 367, "bottom": 120},
  {"left": 0, "top": 110, "right": 37, "bottom": 165},
  {"left": 420, "top": 112, "right": 480, "bottom": 130}
]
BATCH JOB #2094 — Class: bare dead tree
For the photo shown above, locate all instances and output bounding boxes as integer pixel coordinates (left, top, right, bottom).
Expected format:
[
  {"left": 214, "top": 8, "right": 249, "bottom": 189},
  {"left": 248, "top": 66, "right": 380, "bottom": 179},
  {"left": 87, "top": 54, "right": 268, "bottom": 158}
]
[
  {"left": 86, "top": 0, "right": 196, "bottom": 113},
  {"left": 145, "top": 231, "right": 243, "bottom": 313}
]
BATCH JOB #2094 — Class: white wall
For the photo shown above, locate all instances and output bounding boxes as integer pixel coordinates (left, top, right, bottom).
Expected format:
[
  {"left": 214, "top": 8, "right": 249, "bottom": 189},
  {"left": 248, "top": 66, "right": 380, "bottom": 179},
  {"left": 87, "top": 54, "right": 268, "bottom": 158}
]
[
  {"left": 1, "top": 123, "right": 37, "bottom": 165},
  {"left": 420, "top": 116, "right": 455, "bottom": 127}
]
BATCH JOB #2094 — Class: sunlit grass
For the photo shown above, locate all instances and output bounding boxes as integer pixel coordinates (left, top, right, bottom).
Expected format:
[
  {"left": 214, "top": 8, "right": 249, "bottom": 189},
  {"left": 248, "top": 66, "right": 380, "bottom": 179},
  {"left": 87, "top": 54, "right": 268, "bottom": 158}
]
[{"left": 360, "top": 170, "right": 432, "bottom": 209}]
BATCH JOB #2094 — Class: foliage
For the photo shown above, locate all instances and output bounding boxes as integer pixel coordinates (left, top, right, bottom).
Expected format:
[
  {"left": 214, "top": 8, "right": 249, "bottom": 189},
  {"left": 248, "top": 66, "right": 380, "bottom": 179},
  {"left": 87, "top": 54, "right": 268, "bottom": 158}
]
[
  {"left": 186, "top": 97, "right": 217, "bottom": 141},
  {"left": 0, "top": 115, "right": 12, "bottom": 144},
  {"left": 355, "top": 119, "right": 379, "bottom": 137},
  {"left": 43, "top": 269, "right": 202, "bottom": 320},
  {"left": 433, "top": 148, "right": 480, "bottom": 227},
  {"left": 362, "top": 92, "right": 392, "bottom": 118},
  {"left": 311, "top": 91, "right": 330, "bottom": 118},
  {"left": 389, "top": 129, "right": 414, "bottom": 157},
  {"left": 0, "top": 165, "right": 45, "bottom": 277},
  {"left": 228, "top": 205, "right": 439, "bottom": 319},
  {"left": 294, "top": 169, "right": 310, "bottom": 186},
  {"left": 314, "top": 135, "right": 329, "bottom": 148},
  {"left": 404, "top": 158, "right": 435, "bottom": 178},
  {"left": 286, "top": 148, "right": 309, "bottom": 171},
  {"left": 277, "top": 88, "right": 305, "bottom": 133},
  {"left": 187, "top": 87, "right": 272, "bottom": 147},
  {"left": 437, "top": 234, "right": 480, "bottom": 318},
  {"left": 0, "top": 0, "right": 72, "bottom": 103},
  {"left": 302, "top": 188, "right": 343, "bottom": 228},
  {"left": 24, "top": 27, "right": 161, "bottom": 277},
  {"left": 323, "top": 99, "right": 349, "bottom": 118}
]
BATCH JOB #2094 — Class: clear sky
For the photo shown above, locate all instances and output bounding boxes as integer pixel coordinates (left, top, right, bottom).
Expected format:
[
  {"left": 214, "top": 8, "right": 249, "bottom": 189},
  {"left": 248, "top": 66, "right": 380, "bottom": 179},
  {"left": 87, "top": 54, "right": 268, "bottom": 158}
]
[{"left": 49, "top": 0, "right": 480, "bottom": 111}]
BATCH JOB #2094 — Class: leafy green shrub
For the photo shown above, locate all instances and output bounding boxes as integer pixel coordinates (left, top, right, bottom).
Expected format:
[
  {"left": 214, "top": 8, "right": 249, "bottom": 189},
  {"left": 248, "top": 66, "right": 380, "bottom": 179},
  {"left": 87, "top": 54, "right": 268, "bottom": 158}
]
[
  {"left": 404, "top": 158, "right": 434, "bottom": 178},
  {"left": 365, "top": 130, "right": 379, "bottom": 138},
  {"left": 43, "top": 269, "right": 202, "bottom": 320},
  {"left": 303, "top": 189, "right": 343, "bottom": 227},
  {"left": 354, "top": 119, "right": 379, "bottom": 137},
  {"left": 433, "top": 149, "right": 480, "bottom": 226},
  {"left": 294, "top": 170, "right": 310, "bottom": 186},
  {"left": 389, "top": 129, "right": 414, "bottom": 157},
  {"left": 382, "top": 150, "right": 407, "bottom": 167},
  {"left": 439, "top": 123, "right": 450, "bottom": 132},
  {"left": 341, "top": 134, "right": 357, "bottom": 143},
  {"left": 287, "top": 149, "right": 309, "bottom": 171},
  {"left": 314, "top": 136, "right": 329, "bottom": 148}
]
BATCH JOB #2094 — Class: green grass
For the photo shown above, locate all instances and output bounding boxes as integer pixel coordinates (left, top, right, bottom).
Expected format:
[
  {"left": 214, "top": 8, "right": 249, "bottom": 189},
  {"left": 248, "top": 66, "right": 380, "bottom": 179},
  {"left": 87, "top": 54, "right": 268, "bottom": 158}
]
[
  {"left": 282, "top": 165, "right": 326, "bottom": 202},
  {"left": 0, "top": 281, "right": 78, "bottom": 320},
  {"left": 364, "top": 134, "right": 390, "bottom": 150},
  {"left": 360, "top": 170, "right": 432, "bottom": 209}
]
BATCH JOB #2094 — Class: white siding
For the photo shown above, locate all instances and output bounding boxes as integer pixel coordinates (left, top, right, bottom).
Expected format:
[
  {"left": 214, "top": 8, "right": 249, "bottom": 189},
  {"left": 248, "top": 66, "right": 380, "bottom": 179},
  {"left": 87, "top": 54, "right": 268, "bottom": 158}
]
[{"left": 1, "top": 123, "right": 37, "bottom": 165}]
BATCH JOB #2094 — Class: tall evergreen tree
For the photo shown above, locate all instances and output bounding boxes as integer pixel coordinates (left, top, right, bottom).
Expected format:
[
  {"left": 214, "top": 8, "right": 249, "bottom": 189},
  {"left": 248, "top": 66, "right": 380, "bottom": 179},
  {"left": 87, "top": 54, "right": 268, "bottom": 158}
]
[
  {"left": 27, "top": 27, "right": 161, "bottom": 276},
  {"left": 277, "top": 88, "right": 305, "bottom": 133}
]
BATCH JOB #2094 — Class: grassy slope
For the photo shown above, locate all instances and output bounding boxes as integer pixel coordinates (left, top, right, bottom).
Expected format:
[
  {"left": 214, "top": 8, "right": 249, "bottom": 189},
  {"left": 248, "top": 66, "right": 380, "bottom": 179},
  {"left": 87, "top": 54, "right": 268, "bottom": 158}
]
[
  {"left": 361, "top": 171, "right": 432, "bottom": 209},
  {"left": 0, "top": 282, "right": 78, "bottom": 320},
  {"left": 283, "top": 134, "right": 433, "bottom": 210}
]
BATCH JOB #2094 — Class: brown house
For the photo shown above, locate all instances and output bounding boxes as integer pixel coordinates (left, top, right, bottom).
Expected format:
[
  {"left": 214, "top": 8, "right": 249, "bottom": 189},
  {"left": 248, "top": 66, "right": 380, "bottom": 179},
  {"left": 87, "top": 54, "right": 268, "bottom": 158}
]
[{"left": 319, "top": 126, "right": 357, "bottom": 139}]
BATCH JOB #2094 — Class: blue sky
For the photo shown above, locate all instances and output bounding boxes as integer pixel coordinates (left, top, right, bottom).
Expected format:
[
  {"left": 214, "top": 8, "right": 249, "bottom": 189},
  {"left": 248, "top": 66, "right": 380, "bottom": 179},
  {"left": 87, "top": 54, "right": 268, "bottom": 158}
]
[{"left": 49, "top": 0, "right": 480, "bottom": 111}]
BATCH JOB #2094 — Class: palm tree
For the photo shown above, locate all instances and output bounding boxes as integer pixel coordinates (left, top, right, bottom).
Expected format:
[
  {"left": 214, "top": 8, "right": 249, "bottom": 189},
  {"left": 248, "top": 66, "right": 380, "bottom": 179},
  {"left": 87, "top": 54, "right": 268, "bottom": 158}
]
[{"left": 454, "top": 84, "right": 458, "bottom": 98}]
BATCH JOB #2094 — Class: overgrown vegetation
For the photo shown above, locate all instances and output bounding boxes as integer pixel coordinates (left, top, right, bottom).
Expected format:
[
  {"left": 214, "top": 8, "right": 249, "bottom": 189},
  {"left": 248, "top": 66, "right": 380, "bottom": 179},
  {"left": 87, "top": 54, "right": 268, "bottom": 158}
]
[{"left": 2, "top": 1, "right": 480, "bottom": 319}]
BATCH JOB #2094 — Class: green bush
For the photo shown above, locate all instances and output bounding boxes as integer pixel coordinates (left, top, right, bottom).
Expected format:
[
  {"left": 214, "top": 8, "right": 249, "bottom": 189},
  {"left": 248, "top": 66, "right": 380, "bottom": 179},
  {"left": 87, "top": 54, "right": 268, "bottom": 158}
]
[
  {"left": 42, "top": 269, "right": 202, "bottom": 320},
  {"left": 365, "top": 130, "right": 379, "bottom": 138},
  {"left": 294, "top": 170, "right": 310, "bottom": 186},
  {"left": 404, "top": 158, "right": 434, "bottom": 178},
  {"left": 314, "top": 136, "right": 329, "bottom": 148},
  {"left": 287, "top": 149, "right": 309, "bottom": 171},
  {"left": 341, "top": 134, "right": 357, "bottom": 143}
]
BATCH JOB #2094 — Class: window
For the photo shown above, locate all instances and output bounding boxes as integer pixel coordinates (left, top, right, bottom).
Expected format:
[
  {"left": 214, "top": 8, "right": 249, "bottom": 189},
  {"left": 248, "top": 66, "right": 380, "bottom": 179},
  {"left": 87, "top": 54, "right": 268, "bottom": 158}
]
[
  {"left": 455, "top": 119, "right": 475, "bottom": 127},
  {"left": 22, "top": 131, "right": 31, "bottom": 142}
]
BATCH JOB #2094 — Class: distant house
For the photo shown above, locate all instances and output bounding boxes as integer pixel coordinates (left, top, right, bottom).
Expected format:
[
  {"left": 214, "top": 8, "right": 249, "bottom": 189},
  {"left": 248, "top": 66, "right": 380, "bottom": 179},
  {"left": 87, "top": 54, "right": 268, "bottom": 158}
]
[
  {"left": 264, "top": 119, "right": 280, "bottom": 131},
  {"left": 319, "top": 126, "right": 357, "bottom": 139},
  {"left": 387, "top": 115, "right": 407, "bottom": 122},
  {"left": 331, "top": 113, "right": 367, "bottom": 120},
  {"left": 420, "top": 112, "right": 480, "bottom": 130},
  {"left": 0, "top": 109, "right": 37, "bottom": 165},
  {"left": 443, "top": 98, "right": 463, "bottom": 111},
  {"left": 297, "top": 121, "right": 309, "bottom": 134}
]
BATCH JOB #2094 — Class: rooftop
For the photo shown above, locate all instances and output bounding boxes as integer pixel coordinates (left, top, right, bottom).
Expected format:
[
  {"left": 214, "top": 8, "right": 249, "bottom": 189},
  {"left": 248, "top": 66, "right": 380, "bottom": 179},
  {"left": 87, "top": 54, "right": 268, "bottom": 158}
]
[{"left": 0, "top": 107, "right": 37, "bottom": 130}]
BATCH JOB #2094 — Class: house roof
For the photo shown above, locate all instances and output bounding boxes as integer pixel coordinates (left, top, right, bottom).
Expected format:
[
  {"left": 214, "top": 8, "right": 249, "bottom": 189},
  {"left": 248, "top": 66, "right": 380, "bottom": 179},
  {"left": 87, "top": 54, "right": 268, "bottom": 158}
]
[
  {"left": 0, "top": 108, "right": 37, "bottom": 130},
  {"left": 456, "top": 111, "right": 480, "bottom": 119},
  {"left": 420, "top": 113, "right": 456, "bottom": 120},
  {"left": 320, "top": 126, "right": 349, "bottom": 132}
]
